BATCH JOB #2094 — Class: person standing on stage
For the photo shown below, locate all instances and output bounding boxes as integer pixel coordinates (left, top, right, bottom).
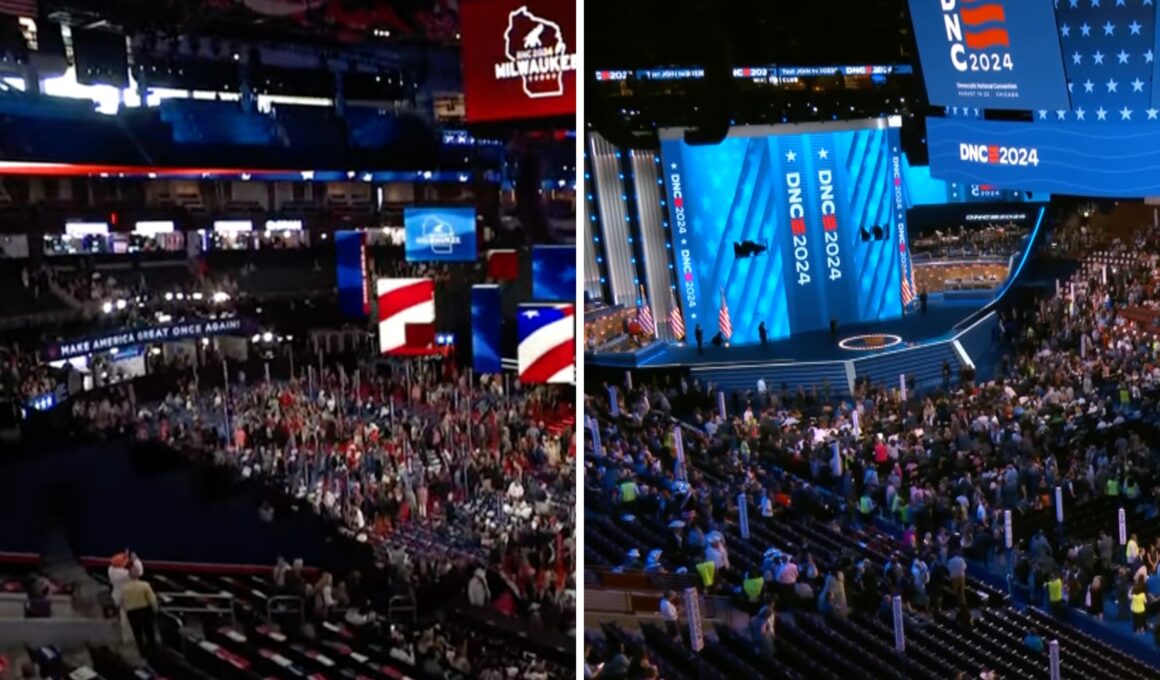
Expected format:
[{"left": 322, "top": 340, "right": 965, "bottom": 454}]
[
  {"left": 758, "top": 322, "right": 767, "bottom": 349},
  {"left": 695, "top": 324, "right": 703, "bottom": 353}
]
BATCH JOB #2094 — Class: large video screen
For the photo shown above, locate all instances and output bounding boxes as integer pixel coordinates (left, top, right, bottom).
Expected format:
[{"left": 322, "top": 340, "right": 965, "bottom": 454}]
[
  {"left": 660, "top": 122, "right": 907, "bottom": 344},
  {"left": 460, "top": 0, "right": 576, "bottom": 123},
  {"left": 907, "top": 0, "right": 1069, "bottom": 111},
  {"left": 926, "top": 116, "right": 1160, "bottom": 197},
  {"left": 403, "top": 206, "right": 477, "bottom": 262},
  {"left": 899, "top": 153, "right": 1047, "bottom": 206}
]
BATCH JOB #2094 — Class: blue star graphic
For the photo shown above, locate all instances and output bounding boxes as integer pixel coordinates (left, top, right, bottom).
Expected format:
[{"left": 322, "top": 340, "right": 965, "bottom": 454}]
[
  {"left": 1103, "top": 21, "right": 1115, "bottom": 36},
  {"left": 1107, "top": 78, "right": 1118, "bottom": 92},
  {"left": 1130, "top": 21, "right": 1143, "bottom": 35},
  {"left": 1081, "top": 22, "right": 1092, "bottom": 37},
  {"left": 1096, "top": 106, "right": 1108, "bottom": 120},
  {"left": 1084, "top": 78, "right": 1095, "bottom": 92},
  {"left": 1117, "top": 50, "right": 1130, "bottom": 64},
  {"left": 1147, "top": 49, "right": 1155, "bottom": 63},
  {"left": 1073, "top": 52, "right": 1083, "bottom": 65},
  {"left": 1093, "top": 50, "right": 1105, "bottom": 64},
  {"left": 1132, "top": 78, "right": 1145, "bottom": 92},
  {"left": 1061, "top": 23, "right": 1072, "bottom": 38}
]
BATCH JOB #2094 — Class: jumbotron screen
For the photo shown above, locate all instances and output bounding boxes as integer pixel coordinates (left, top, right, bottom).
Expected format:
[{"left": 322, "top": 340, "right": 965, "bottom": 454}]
[{"left": 660, "top": 120, "right": 909, "bottom": 344}]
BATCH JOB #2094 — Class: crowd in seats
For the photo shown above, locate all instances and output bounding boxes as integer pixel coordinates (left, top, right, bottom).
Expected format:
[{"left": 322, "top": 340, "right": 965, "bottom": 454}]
[
  {"left": 584, "top": 214, "right": 1160, "bottom": 675},
  {"left": 68, "top": 353, "right": 576, "bottom": 638}
]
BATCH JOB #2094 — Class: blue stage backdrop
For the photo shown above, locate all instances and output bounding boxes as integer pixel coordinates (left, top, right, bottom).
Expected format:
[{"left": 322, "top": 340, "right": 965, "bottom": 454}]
[
  {"left": 531, "top": 245, "right": 577, "bottom": 301},
  {"left": 926, "top": 116, "right": 1160, "bottom": 197},
  {"left": 335, "top": 230, "right": 368, "bottom": 318},
  {"left": 907, "top": 0, "right": 1069, "bottom": 111},
  {"left": 660, "top": 121, "right": 906, "bottom": 344},
  {"left": 403, "top": 206, "right": 478, "bottom": 262},
  {"left": 471, "top": 285, "right": 503, "bottom": 373}
]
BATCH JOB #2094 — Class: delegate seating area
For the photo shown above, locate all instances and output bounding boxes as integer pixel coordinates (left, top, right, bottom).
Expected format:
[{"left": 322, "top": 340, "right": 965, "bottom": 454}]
[{"left": 0, "top": 560, "right": 566, "bottom": 680}]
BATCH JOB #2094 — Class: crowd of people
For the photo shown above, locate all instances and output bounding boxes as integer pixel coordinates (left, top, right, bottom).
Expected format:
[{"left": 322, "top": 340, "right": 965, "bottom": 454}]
[
  {"left": 115, "top": 356, "right": 573, "bottom": 626},
  {"left": 585, "top": 216, "right": 1160, "bottom": 672}
]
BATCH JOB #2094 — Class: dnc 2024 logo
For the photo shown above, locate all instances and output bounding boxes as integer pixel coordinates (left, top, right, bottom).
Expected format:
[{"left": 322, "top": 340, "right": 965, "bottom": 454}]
[{"left": 940, "top": 0, "right": 1014, "bottom": 73}]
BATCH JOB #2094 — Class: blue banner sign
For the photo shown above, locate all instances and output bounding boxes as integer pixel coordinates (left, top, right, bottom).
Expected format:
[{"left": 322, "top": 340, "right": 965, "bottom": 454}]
[
  {"left": 404, "top": 206, "right": 478, "bottom": 262},
  {"left": 926, "top": 116, "right": 1160, "bottom": 197},
  {"left": 335, "top": 230, "right": 368, "bottom": 318},
  {"left": 471, "top": 285, "right": 503, "bottom": 374},
  {"left": 907, "top": 0, "right": 1069, "bottom": 110},
  {"left": 531, "top": 245, "right": 577, "bottom": 301}
]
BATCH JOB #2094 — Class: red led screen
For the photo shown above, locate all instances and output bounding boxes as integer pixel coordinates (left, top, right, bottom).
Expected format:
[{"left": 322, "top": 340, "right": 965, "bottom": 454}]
[{"left": 460, "top": 0, "right": 576, "bottom": 123}]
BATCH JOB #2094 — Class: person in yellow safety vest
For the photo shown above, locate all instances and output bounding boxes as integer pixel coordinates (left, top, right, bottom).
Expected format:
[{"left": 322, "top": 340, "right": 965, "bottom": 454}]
[
  {"left": 619, "top": 473, "right": 639, "bottom": 510},
  {"left": 1125, "top": 477, "right": 1140, "bottom": 500},
  {"left": 1046, "top": 572, "right": 1064, "bottom": 616},
  {"left": 696, "top": 560, "right": 716, "bottom": 588},
  {"left": 858, "top": 492, "right": 876, "bottom": 523},
  {"left": 742, "top": 572, "right": 764, "bottom": 604},
  {"left": 1127, "top": 534, "right": 1141, "bottom": 565},
  {"left": 1106, "top": 477, "right": 1120, "bottom": 497},
  {"left": 1131, "top": 584, "right": 1149, "bottom": 633}
]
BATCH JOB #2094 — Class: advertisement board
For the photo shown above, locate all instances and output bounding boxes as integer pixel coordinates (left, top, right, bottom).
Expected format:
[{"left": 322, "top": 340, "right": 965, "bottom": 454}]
[
  {"left": 926, "top": 116, "right": 1160, "bottom": 197},
  {"left": 460, "top": 0, "right": 577, "bottom": 123},
  {"left": 659, "top": 121, "right": 904, "bottom": 344},
  {"left": 403, "top": 206, "right": 478, "bottom": 262},
  {"left": 907, "top": 0, "right": 1069, "bottom": 110}
]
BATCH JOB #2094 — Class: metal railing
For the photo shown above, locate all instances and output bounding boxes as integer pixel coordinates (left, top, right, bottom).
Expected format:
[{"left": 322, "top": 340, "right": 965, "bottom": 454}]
[
  {"left": 266, "top": 594, "right": 304, "bottom": 627},
  {"left": 157, "top": 591, "right": 237, "bottom": 627},
  {"left": 387, "top": 594, "right": 416, "bottom": 623}
]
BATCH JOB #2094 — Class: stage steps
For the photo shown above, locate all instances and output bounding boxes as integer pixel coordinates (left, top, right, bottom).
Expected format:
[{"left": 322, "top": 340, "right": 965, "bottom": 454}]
[
  {"left": 690, "top": 360, "right": 852, "bottom": 396},
  {"left": 851, "top": 342, "right": 961, "bottom": 392}
]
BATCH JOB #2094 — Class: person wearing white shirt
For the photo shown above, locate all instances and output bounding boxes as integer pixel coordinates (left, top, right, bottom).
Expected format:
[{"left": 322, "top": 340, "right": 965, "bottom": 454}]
[
  {"left": 659, "top": 591, "right": 680, "bottom": 638},
  {"left": 108, "top": 552, "right": 144, "bottom": 610}
]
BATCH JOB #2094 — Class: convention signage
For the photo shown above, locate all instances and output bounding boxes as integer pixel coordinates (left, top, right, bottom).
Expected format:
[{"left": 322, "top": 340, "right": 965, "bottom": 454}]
[{"left": 46, "top": 317, "right": 250, "bottom": 360}]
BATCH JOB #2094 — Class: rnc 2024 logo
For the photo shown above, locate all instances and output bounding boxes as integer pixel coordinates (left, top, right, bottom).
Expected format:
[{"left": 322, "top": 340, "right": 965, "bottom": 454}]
[
  {"left": 940, "top": 0, "right": 1015, "bottom": 73},
  {"left": 494, "top": 6, "right": 577, "bottom": 99}
]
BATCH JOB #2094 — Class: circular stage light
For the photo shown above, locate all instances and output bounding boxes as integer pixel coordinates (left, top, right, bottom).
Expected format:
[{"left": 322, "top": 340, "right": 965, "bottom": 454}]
[{"left": 838, "top": 333, "right": 904, "bottom": 351}]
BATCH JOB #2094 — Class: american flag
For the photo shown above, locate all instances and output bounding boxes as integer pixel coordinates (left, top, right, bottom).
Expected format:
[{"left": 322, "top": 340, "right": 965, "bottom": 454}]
[
  {"left": 636, "top": 286, "right": 656, "bottom": 337},
  {"left": 1047, "top": 0, "right": 1158, "bottom": 123},
  {"left": 901, "top": 260, "right": 917, "bottom": 307},
  {"left": 517, "top": 304, "right": 575, "bottom": 384},
  {"left": 668, "top": 287, "right": 685, "bottom": 340},
  {"left": 718, "top": 288, "right": 732, "bottom": 341}
]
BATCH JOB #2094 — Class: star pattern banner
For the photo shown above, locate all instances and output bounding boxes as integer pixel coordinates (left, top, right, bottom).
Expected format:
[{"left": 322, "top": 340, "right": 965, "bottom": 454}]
[{"left": 1047, "top": 0, "right": 1160, "bottom": 122}]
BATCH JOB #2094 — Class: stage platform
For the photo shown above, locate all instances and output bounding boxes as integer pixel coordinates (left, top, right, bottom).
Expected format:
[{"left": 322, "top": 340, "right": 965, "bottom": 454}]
[{"left": 587, "top": 300, "right": 1000, "bottom": 396}]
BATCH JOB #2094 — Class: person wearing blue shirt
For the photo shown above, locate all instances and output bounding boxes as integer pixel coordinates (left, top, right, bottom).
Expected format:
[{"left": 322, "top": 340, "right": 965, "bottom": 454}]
[
  {"left": 1023, "top": 628, "right": 1045, "bottom": 654},
  {"left": 1146, "top": 568, "right": 1160, "bottom": 599}
]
